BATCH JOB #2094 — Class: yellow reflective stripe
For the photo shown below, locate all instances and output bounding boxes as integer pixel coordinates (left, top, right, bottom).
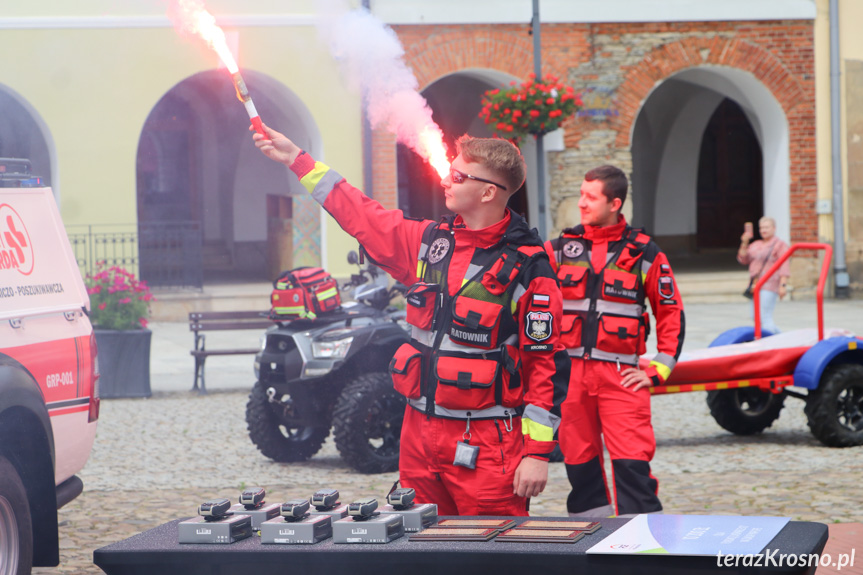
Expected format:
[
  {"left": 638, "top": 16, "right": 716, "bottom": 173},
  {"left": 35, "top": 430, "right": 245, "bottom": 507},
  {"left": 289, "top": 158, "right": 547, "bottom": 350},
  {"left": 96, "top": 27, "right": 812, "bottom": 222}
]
[
  {"left": 274, "top": 306, "right": 306, "bottom": 314},
  {"left": 650, "top": 360, "right": 672, "bottom": 382},
  {"left": 299, "top": 161, "right": 331, "bottom": 195},
  {"left": 521, "top": 417, "right": 554, "bottom": 442},
  {"left": 316, "top": 287, "right": 337, "bottom": 300}
]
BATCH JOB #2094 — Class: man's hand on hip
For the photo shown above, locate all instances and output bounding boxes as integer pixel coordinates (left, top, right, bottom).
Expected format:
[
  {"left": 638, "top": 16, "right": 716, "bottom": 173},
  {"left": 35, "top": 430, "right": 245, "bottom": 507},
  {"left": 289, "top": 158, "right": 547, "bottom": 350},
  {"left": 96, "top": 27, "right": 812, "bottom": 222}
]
[
  {"left": 513, "top": 457, "right": 548, "bottom": 498},
  {"left": 620, "top": 367, "right": 652, "bottom": 391}
]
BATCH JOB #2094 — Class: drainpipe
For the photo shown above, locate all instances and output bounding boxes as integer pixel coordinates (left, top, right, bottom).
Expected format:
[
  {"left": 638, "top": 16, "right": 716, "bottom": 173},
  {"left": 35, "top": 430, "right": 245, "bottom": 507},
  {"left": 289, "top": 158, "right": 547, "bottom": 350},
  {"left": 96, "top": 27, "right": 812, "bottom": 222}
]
[
  {"left": 830, "top": 0, "right": 850, "bottom": 297},
  {"left": 362, "top": 0, "right": 374, "bottom": 199},
  {"left": 532, "top": 0, "right": 547, "bottom": 239}
]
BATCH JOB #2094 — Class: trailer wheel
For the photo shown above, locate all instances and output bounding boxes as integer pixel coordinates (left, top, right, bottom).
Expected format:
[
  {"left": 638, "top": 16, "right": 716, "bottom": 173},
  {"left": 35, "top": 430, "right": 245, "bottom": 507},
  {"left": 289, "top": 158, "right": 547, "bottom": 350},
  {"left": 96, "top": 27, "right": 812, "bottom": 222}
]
[
  {"left": 805, "top": 364, "right": 863, "bottom": 447},
  {"left": 706, "top": 388, "right": 785, "bottom": 435}
]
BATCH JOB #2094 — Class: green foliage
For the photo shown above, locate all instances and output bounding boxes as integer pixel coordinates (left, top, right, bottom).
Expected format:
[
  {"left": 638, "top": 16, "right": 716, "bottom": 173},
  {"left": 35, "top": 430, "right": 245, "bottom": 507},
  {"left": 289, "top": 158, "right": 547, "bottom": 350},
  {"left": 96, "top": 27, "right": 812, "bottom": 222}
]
[{"left": 86, "top": 262, "right": 153, "bottom": 331}]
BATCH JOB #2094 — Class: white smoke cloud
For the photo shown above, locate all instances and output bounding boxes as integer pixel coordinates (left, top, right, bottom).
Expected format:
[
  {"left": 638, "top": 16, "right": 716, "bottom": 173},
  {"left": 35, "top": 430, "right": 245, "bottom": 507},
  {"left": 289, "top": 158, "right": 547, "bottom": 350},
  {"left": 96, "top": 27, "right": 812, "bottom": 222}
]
[{"left": 316, "top": 2, "right": 449, "bottom": 173}]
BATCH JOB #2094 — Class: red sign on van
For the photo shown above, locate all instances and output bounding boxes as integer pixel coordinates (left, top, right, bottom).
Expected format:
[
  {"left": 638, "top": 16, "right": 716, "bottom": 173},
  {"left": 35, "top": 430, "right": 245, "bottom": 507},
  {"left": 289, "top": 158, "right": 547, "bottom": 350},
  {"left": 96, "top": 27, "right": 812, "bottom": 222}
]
[{"left": 0, "top": 203, "right": 34, "bottom": 275}]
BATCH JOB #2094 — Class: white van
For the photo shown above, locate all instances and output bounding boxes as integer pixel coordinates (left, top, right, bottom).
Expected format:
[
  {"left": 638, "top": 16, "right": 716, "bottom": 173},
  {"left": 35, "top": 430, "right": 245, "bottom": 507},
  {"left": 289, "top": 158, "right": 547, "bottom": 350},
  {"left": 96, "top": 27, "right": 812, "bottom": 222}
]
[{"left": 0, "top": 182, "right": 99, "bottom": 574}]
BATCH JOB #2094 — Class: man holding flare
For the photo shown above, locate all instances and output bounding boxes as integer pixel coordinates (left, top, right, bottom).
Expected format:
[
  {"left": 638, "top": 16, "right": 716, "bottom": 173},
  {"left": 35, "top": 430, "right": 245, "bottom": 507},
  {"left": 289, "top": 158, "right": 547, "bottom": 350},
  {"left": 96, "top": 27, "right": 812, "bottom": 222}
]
[{"left": 253, "top": 124, "right": 569, "bottom": 516}]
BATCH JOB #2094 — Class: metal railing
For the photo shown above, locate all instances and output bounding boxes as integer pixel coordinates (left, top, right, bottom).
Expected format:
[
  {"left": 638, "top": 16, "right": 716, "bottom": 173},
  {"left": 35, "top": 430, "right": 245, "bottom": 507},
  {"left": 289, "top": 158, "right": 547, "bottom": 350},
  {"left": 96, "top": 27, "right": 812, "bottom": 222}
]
[{"left": 67, "top": 222, "right": 203, "bottom": 289}]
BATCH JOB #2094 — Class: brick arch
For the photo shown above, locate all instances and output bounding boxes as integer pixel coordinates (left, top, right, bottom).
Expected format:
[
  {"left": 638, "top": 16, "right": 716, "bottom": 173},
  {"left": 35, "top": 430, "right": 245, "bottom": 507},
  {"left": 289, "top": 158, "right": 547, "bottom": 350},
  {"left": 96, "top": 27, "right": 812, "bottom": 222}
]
[
  {"left": 401, "top": 30, "right": 535, "bottom": 91},
  {"left": 614, "top": 37, "right": 806, "bottom": 148}
]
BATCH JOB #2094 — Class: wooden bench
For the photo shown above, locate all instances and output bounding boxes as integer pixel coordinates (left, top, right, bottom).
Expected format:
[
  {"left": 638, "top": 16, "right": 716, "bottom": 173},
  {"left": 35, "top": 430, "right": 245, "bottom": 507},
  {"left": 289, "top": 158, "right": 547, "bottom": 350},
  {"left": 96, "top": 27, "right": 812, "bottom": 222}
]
[{"left": 189, "top": 311, "right": 274, "bottom": 393}]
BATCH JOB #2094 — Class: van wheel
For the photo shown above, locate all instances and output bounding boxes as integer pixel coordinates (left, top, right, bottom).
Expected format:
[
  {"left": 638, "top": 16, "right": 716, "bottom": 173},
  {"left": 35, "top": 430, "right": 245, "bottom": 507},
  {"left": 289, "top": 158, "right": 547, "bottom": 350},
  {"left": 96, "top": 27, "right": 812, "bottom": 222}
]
[
  {"left": 805, "top": 364, "right": 863, "bottom": 447},
  {"left": 706, "top": 388, "right": 785, "bottom": 435},
  {"left": 333, "top": 372, "right": 405, "bottom": 474},
  {"left": 0, "top": 456, "right": 32, "bottom": 575},
  {"left": 246, "top": 381, "right": 330, "bottom": 462}
]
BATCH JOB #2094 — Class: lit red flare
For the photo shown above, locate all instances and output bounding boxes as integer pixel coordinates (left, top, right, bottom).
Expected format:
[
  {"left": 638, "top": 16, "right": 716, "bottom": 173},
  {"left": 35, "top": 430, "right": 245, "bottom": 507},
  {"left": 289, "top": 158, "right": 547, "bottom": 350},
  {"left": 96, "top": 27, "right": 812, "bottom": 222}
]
[
  {"left": 418, "top": 126, "right": 450, "bottom": 179},
  {"left": 168, "top": 0, "right": 266, "bottom": 137}
]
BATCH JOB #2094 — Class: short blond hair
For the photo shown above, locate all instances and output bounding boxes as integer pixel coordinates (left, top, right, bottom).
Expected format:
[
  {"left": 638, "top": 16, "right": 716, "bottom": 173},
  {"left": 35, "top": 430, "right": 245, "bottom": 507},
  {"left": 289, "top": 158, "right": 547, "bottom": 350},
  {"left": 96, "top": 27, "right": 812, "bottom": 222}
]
[{"left": 455, "top": 135, "right": 526, "bottom": 195}]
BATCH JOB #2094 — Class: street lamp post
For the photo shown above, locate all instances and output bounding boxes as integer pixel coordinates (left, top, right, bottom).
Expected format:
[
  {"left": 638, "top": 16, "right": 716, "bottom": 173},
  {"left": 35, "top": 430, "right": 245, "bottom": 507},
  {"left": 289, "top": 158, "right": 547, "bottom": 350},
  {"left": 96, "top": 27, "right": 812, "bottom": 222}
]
[{"left": 532, "top": 0, "right": 547, "bottom": 239}]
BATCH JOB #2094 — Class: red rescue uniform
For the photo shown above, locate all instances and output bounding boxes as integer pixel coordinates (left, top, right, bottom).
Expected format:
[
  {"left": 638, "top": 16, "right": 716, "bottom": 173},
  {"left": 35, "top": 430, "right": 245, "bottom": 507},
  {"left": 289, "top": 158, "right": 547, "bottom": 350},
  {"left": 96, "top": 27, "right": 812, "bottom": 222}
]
[
  {"left": 291, "top": 152, "right": 570, "bottom": 516},
  {"left": 546, "top": 215, "right": 684, "bottom": 516}
]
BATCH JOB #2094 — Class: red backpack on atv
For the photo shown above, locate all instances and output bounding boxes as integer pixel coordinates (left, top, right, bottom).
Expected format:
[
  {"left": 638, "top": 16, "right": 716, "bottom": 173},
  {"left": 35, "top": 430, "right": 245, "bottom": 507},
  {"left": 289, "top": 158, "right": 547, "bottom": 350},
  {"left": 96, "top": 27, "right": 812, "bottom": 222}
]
[{"left": 270, "top": 267, "right": 341, "bottom": 320}]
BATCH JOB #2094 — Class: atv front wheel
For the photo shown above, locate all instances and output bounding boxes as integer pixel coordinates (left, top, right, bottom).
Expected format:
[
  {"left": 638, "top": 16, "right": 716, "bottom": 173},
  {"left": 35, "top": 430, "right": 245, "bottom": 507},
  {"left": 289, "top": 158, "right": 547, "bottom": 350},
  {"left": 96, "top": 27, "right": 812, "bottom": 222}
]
[
  {"left": 706, "top": 387, "right": 785, "bottom": 435},
  {"left": 333, "top": 372, "right": 405, "bottom": 474},
  {"left": 246, "top": 380, "right": 330, "bottom": 462},
  {"left": 805, "top": 364, "right": 863, "bottom": 447}
]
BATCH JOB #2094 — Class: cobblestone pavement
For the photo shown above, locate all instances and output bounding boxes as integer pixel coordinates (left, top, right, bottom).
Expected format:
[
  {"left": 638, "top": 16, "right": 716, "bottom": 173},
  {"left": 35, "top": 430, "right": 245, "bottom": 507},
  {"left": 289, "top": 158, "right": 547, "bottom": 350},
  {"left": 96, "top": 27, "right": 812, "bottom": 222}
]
[
  {"left": 36, "top": 389, "right": 863, "bottom": 574},
  {"left": 35, "top": 300, "right": 863, "bottom": 574}
]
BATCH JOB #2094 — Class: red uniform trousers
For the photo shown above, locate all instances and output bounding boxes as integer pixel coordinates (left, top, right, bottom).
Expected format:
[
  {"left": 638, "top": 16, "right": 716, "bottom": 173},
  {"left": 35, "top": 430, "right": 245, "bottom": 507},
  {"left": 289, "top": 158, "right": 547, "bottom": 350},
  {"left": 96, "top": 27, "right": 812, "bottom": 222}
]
[
  {"left": 558, "top": 358, "right": 662, "bottom": 516},
  {"left": 398, "top": 406, "right": 528, "bottom": 516}
]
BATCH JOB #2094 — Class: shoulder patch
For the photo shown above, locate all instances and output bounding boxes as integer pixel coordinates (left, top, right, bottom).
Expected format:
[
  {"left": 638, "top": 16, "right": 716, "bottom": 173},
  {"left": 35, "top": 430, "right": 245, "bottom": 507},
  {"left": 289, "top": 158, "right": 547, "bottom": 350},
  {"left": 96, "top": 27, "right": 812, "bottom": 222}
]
[
  {"left": 658, "top": 276, "right": 675, "bottom": 299},
  {"left": 532, "top": 294, "right": 550, "bottom": 308},
  {"left": 526, "top": 310, "right": 553, "bottom": 342}
]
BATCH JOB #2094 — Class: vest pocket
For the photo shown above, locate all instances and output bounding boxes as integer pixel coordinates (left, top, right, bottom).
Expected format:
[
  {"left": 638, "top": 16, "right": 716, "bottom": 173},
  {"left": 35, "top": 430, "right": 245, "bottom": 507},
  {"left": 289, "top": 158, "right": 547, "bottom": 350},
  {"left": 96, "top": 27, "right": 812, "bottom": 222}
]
[
  {"left": 601, "top": 269, "right": 639, "bottom": 303},
  {"left": 557, "top": 265, "right": 589, "bottom": 300},
  {"left": 450, "top": 297, "right": 504, "bottom": 349},
  {"left": 560, "top": 313, "right": 584, "bottom": 348},
  {"left": 595, "top": 314, "right": 643, "bottom": 356},
  {"left": 389, "top": 342, "right": 423, "bottom": 399},
  {"left": 434, "top": 353, "right": 500, "bottom": 410},
  {"left": 405, "top": 282, "right": 440, "bottom": 331}
]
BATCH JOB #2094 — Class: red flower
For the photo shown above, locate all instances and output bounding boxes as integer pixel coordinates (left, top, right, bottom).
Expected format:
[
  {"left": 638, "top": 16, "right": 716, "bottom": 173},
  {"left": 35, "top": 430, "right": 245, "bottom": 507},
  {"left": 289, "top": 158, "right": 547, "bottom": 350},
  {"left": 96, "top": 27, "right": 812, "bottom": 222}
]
[
  {"left": 546, "top": 97, "right": 555, "bottom": 105},
  {"left": 530, "top": 110, "right": 540, "bottom": 118},
  {"left": 98, "top": 302, "right": 107, "bottom": 311},
  {"left": 139, "top": 317, "right": 149, "bottom": 329}
]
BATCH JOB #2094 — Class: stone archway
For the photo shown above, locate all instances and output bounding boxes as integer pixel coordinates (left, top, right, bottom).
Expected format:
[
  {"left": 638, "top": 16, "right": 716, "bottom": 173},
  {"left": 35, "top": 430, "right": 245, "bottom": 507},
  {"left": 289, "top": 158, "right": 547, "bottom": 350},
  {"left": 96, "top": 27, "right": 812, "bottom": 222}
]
[
  {"left": 618, "top": 37, "right": 813, "bottom": 248},
  {"left": 0, "top": 85, "right": 56, "bottom": 199},
  {"left": 136, "top": 71, "right": 322, "bottom": 284},
  {"left": 630, "top": 65, "right": 788, "bottom": 257}
]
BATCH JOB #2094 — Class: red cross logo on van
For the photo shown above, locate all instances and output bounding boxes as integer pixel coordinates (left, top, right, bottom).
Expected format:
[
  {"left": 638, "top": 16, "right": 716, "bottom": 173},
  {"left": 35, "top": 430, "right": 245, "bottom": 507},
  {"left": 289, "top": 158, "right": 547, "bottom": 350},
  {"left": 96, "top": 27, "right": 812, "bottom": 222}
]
[{"left": 0, "top": 204, "right": 34, "bottom": 275}]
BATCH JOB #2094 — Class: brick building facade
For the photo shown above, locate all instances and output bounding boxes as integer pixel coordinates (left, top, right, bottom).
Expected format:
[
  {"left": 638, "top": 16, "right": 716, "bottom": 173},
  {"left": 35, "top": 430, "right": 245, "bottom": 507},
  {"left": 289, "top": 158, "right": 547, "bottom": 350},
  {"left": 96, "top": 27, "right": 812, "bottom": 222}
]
[{"left": 371, "top": 17, "right": 816, "bottom": 277}]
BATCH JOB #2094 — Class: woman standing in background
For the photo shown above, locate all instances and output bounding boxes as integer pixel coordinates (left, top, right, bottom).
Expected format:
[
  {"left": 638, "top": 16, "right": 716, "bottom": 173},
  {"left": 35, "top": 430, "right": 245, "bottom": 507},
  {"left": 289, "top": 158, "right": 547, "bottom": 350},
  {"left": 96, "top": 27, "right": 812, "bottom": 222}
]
[{"left": 738, "top": 217, "right": 790, "bottom": 334}]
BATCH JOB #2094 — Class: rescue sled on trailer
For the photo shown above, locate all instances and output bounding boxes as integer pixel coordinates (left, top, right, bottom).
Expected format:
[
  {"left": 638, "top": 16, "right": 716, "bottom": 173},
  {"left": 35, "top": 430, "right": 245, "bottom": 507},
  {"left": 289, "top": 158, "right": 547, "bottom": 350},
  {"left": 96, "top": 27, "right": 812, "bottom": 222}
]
[{"left": 644, "top": 243, "right": 863, "bottom": 447}]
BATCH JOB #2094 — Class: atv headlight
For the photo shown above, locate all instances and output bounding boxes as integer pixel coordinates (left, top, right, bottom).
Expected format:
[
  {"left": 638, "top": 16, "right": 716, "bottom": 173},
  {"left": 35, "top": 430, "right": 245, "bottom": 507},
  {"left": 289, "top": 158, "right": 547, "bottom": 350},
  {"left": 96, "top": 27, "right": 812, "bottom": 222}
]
[{"left": 311, "top": 334, "right": 354, "bottom": 359}]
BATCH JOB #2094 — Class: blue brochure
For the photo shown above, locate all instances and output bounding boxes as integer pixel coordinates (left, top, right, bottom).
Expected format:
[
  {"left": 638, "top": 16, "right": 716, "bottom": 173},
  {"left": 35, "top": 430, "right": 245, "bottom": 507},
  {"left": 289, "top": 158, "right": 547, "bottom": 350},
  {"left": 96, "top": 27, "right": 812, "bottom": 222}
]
[{"left": 587, "top": 514, "right": 790, "bottom": 556}]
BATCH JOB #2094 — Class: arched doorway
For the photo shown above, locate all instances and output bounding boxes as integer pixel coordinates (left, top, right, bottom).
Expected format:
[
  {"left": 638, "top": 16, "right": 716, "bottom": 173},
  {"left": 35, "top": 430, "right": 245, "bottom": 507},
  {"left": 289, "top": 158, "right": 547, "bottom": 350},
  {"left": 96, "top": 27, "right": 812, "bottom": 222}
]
[
  {"left": 696, "top": 98, "right": 763, "bottom": 249},
  {"left": 630, "top": 66, "right": 788, "bottom": 262},
  {"left": 397, "top": 71, "right": 530, "bottom": 222},
  {"left": 0, "top": 85, "right": 55, "bottom": 196},
  {"left": 136, "top": 70, "right": 321, "bottom": 285}
]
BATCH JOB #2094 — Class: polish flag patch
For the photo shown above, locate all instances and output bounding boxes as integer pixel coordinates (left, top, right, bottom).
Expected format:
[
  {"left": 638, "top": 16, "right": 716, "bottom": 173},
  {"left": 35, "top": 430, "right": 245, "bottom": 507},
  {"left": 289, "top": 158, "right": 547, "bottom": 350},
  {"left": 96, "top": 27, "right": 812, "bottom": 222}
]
[{"left": 532, "top": 294, "right": 550, "bottom": 308}]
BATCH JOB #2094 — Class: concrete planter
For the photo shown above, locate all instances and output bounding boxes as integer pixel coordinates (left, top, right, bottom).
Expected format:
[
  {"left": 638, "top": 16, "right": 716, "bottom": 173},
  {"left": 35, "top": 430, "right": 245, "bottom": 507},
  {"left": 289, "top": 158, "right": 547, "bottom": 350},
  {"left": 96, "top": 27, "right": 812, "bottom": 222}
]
[{"left": 94, "top": 329, "right": 152, "bottom": 398}]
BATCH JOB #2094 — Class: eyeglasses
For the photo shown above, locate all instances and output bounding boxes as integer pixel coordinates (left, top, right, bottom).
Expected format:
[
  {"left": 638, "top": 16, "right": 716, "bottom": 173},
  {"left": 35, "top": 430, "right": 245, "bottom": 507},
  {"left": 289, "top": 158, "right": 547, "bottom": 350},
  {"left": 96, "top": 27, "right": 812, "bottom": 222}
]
[{"left": 449, "top": 168, "right": 507, "bottom": 191}]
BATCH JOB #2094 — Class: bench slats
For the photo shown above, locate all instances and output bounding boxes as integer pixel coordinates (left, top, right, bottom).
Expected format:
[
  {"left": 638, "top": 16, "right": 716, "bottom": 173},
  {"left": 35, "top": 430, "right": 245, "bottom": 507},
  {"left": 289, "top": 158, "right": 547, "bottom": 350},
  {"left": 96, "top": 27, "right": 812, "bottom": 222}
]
[
  {"left": 188, "top": 310, "right": 273, "bottom": 393},
  {"left": 189, "top": 320, "right": 274, "bottom": 331},
  {"left": 189, "top": 311, "right": 269, "bottom": 321},
  {"left": 191, "top": 349, "right": 260, "bottom": 357}
]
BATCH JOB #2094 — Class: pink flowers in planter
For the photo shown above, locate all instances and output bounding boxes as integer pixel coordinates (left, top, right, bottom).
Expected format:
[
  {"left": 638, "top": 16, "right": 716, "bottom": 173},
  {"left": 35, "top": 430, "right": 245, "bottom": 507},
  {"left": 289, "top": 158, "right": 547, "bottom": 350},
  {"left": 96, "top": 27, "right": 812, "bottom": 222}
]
[{"left": 85, "top": 262, "right": 154, "bottom": 330}]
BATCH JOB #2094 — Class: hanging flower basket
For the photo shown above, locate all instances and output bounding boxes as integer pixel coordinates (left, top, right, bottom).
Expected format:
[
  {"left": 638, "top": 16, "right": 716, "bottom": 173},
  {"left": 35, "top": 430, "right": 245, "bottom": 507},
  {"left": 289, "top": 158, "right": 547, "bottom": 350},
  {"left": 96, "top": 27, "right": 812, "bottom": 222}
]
[{"left": 479, "top": 74, "right": 583, "bottom": 145}]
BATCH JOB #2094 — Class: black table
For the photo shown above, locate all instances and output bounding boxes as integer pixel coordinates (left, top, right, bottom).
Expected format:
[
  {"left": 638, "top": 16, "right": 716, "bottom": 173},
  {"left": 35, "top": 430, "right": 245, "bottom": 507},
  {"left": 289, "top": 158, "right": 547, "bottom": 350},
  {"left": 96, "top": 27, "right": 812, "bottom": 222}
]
[{"left": 94, "top": 516, "right": 828, "bottom": 575}]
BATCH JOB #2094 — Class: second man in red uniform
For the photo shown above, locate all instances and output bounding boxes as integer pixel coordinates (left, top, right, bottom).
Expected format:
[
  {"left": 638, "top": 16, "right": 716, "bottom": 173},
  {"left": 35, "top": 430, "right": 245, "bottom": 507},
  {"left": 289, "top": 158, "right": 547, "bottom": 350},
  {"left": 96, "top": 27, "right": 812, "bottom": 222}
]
[{"left": 546, "top": 165, "right": 685, "bottom": 517}]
